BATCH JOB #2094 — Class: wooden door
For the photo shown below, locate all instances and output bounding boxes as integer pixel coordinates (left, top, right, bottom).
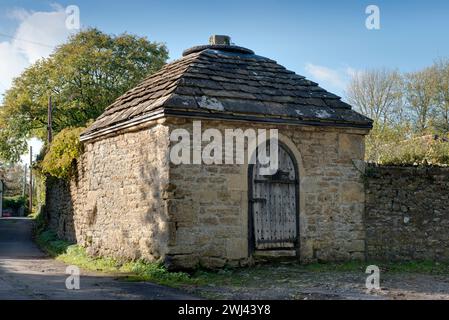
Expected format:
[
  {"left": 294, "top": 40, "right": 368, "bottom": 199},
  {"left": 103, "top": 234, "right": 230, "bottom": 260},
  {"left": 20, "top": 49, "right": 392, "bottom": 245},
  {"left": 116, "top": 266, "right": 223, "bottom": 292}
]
[{"left": 249, "top": 143, "right": 299, "bottom": 251}]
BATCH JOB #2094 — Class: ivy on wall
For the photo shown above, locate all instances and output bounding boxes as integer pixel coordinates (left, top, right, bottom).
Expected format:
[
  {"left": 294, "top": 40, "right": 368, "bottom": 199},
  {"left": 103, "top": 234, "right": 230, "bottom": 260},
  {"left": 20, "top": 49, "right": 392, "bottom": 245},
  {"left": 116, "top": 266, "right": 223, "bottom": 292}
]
[{"left": 40, "top": 127, "right": 85, "bottom": 179}]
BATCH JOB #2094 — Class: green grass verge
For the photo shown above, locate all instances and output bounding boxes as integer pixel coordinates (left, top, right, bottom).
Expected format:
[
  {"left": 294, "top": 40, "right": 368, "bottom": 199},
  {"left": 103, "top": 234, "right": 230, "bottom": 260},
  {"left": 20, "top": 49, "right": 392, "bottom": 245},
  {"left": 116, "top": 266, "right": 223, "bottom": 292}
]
[{"left": 35, "top": 229, "right": 200, "bottom": 287}]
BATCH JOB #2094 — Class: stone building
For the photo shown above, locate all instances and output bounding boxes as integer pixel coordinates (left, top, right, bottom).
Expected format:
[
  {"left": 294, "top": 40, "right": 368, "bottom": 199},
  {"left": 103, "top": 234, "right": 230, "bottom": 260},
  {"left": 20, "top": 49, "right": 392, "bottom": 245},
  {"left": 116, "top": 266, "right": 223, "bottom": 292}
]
[{"left": 50, "top": 35, "right": 372, "bottom": 269}]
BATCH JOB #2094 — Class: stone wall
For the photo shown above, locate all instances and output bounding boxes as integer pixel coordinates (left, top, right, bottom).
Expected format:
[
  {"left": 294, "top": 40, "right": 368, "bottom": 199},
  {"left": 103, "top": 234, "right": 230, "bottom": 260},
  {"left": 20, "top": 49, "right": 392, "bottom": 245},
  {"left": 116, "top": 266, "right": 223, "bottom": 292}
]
[
  {"left": 164, "top": 118, "right": 368, "bottom": 268},
  {"left": 365, "top": 165, "right": 449, "bottom": 261},
  {"left": 45, "top": 120, "right": 449, "bottom": 268},
  {"left": 46, "top": 120, "right": 172, "bottom": 263},
  {"left": 46, "top": 177, "right": 76, "bottom": 243}
]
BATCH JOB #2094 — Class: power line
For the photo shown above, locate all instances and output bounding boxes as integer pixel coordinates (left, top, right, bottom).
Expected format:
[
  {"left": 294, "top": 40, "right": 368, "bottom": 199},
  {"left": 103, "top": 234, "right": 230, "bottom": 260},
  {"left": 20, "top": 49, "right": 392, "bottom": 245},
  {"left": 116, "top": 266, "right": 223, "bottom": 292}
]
[{"left": 0, "top": 32, "right": 54, "bottom": 48}]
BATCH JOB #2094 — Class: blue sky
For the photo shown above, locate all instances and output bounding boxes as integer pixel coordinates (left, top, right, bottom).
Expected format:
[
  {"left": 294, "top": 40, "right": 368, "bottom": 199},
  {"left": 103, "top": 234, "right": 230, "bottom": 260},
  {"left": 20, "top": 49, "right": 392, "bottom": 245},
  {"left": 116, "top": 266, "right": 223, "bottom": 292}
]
[
  {"left": 1, "top": 0, "right": 449, "bottom": 162},
  {"left": 1, "top": 0, "right": 449, "bottom": 95}
]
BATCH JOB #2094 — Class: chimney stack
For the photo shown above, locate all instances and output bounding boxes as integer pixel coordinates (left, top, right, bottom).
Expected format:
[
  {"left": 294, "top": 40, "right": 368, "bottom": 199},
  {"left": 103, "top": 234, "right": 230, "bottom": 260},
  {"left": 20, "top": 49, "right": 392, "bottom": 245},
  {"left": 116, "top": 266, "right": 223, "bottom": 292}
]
[{"left": 209, "top": 35, "right": 231, "bottom": 46}]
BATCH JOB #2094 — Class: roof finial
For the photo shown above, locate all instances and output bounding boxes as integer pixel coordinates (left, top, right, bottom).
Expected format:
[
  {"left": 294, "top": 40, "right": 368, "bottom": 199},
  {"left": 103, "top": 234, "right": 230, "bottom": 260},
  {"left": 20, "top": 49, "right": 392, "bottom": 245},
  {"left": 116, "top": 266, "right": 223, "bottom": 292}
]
[{"left": 209, "top": 35, "right": 231, "bottom": 46}]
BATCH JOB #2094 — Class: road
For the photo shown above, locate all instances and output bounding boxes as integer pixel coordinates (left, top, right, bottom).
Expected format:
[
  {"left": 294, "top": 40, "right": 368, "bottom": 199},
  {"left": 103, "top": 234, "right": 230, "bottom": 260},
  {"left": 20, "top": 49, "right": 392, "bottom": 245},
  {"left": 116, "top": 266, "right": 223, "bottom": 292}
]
[{"left": 0, "top": 217, "right": 197, "bottom": 300}]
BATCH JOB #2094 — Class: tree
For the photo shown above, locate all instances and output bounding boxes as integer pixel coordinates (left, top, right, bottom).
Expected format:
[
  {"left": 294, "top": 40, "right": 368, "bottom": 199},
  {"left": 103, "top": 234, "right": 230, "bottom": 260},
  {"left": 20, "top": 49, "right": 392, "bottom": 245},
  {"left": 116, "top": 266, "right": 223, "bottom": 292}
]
[
  {"left": 403, "top": 67, "right": 437, "bottom": 133},
  {"left": 433, "top": 59, "right": 449, "bottom": 133},
  {"left": 346, "top": 69, "right": 403, "bottom": 126},
  {"left": 346, "top": 63, "right": 449, "bottom": 164},
  {"left": 0, "top": 28, "right": 168, "bottom": 162},
  {"left": 364, "top": 122, "right": 411, "bottom": 163},
  {"left": 0, "top": 163, "right": 26, "bottom": 196}
]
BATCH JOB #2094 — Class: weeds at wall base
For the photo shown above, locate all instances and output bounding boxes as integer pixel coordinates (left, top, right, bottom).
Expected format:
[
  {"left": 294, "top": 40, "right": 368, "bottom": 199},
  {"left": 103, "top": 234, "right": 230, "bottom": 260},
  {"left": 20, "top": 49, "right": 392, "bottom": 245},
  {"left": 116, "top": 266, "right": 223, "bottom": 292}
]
[{"left": 34, "top": 227, "right": 197, "bottom": 288}]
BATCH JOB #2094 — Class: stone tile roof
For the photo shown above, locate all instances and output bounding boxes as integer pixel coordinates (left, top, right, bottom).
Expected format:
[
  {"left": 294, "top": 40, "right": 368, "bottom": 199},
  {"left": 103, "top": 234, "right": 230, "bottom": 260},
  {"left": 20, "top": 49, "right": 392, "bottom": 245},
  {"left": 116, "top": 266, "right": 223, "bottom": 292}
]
[{"left": 81, "top": 44, "right": 372, "bottom": 140}]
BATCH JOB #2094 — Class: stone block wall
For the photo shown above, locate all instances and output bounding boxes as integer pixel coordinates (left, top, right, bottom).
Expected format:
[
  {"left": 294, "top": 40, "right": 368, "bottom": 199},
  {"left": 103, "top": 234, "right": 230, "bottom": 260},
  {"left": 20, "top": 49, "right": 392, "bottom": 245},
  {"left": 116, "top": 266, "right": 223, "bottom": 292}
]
[
  {"left": 365, "top": 165, "right": 449, "bottom": 261},
  {"left": 46, "top": 176, "right": 76, "bottom": 243},
  {"left": 164, "top": 118, "right": 368, "bottom": 268},
  {"left": 46, "top": 120, "right": 172, "bottom": 263}
]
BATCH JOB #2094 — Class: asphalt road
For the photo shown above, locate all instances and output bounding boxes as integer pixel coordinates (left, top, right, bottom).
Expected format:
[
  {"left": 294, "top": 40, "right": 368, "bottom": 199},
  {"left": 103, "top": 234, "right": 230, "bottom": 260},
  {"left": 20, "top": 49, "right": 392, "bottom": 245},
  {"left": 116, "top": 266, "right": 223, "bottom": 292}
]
[{"left": 0, "top": 217, "right": 197, "bottom": 300}]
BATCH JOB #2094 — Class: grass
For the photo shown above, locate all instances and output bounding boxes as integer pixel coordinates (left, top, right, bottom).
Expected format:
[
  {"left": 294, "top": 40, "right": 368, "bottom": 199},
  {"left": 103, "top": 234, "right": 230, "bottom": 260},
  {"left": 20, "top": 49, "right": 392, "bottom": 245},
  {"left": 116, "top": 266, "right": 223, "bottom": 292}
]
[
  {"left": 35, "top": 230, "right": 199, "bottom": 287},
  {"left": 378, "top": 260, "right": 449, "bottom": 274}
]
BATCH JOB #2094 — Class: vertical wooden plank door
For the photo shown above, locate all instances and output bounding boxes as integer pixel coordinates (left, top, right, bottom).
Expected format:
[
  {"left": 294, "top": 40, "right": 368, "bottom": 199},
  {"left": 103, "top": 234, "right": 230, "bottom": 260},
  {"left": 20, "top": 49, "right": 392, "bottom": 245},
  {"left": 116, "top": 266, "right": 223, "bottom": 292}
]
[{"left": 250, "top": 143, "right": 299, "bottom": 251}]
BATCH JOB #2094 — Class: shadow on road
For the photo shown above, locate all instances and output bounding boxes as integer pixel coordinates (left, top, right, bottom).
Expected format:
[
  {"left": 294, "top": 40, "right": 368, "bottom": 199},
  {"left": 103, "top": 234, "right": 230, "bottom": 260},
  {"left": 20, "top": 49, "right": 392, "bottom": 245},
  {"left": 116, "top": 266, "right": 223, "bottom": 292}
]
[{"left": 0, "top": 218, "right": 198, "bottom": 300}]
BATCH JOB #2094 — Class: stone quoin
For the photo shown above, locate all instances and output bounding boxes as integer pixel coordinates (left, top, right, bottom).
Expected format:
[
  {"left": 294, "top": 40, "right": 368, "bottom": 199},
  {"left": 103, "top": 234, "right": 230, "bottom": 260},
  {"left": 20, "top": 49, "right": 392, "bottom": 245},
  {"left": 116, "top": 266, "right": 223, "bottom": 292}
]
[{"left": 45, "top": 35, "right": 373, "bottom": 269}]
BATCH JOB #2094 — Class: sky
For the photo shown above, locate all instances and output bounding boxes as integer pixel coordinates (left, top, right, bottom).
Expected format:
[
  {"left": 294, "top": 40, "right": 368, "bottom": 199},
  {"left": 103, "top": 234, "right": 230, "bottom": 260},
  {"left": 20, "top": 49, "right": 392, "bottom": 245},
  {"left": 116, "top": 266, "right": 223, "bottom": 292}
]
[{"left": 1, "top": 0, "right": 449, "bottom": 163}]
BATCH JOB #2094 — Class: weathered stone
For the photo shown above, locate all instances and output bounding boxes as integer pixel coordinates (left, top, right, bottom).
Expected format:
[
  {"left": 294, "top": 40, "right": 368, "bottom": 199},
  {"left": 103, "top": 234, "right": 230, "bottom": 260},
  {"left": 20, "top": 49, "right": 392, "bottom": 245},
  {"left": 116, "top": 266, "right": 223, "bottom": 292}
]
[
  {"left": 347, "top": 240, "right": 365, "bottom": 252},
  {"left": 46, "top": 123, "right": 171, "bottom": 262},
  {"left": 165, "top": 254, "right": 199, "bottom": 270},
  {"left": 200, "top": 257, "right": 226, "bottom": 269},
  {"left": 365, "top": 165, "right": 449, "bottom": 262},
  {"left": 339, "top": 133, "right": 364, "bottom": 160},
  {"left": 226, "top": 238, "right": 248, "bottom": 260},
  {"left": 341, "top": 182, "right": 365, "bottom": 202}
]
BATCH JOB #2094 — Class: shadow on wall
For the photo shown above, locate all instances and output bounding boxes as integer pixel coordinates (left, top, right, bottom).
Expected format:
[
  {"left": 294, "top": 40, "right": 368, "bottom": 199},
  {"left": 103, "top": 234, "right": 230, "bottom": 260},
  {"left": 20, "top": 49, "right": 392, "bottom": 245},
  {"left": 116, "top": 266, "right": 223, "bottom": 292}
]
[
  {"left": 44, "top": 125, "right": 173, "bottom": 263},
  {"left": 135, "top": 127, "right": 170, "bottom": 263},
  {"left": 45, "top": 176, "right": 76, "bottom": 243}
]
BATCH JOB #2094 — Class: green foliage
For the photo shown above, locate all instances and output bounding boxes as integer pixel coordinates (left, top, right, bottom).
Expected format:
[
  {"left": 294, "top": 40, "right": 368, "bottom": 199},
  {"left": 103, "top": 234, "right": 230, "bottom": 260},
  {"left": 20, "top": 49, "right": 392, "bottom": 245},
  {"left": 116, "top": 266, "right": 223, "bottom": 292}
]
[
  {"left": 0, "top": 28, "right": 168, "bottom": 163},
  {"left": 0, "top": 163, "right": 27, "bottom": 197},
  {"left": 40, "top": 127, "right": 84, "bottom": 178},
  {"left": 348, "top": 62, "right": 449, "bottom": 165},
  {"left": 365, "top": 121, "right": 449, "bottom": 165},
  {"left": 125, "top": 260, "right": 192, "bottom": 285},
  {"left": 378, "top": 135, "right": 449, "bottom": 165},
  {"left": 3, "top": 195, "right": 27, "bottom": 211},
  {"left": 33, "top": 172, "right": 47, "bottom": 213},
  {"left": 36, "top": 230, "right": 72, "bottom": 256},
  {"left": 0, "top": 129, "right": 28, "bottom": 164},
  {"left": 365, "top": 122, "right": 410, "bottom": 163},
  {"left": 32, "top": 204, "right": 46, "bottom": 232}
]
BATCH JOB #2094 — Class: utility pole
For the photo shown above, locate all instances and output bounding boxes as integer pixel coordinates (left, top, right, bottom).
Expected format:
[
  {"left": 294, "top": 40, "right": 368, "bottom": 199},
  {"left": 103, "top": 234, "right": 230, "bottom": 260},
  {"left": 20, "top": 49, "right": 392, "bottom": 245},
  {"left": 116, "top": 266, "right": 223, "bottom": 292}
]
[
  {"left": 29, "top": 146, "right": 33, "bottom": 215},
  {"left": 23, "top": 166, "right": 27, "bottom": 197},
  {"left": 47, "top": 95, "right": 53, "bottom": 144}
]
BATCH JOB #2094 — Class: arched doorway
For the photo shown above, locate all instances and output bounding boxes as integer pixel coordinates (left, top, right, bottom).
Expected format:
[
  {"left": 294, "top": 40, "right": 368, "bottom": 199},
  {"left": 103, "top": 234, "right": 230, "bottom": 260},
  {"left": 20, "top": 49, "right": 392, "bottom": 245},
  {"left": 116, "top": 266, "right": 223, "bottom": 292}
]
[{"left": 248, "top": 142, "right": 299, "bottom": 255}]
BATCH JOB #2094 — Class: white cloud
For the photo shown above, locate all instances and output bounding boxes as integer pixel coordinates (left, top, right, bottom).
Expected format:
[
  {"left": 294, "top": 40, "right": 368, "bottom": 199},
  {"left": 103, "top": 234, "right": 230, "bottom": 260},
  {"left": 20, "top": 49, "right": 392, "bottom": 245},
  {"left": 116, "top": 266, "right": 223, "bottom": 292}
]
[
  {"left": 12, "top": 5, "right": 72, "bottom": 63},
  {"left": 0, "top": 41, "right": 29, "bottom": 92},
  {"left": 304, "top": 64, "right": 363, "bottom": 98},
  {"left": 345, "top": 66, "right": 360, "bottom": 78},
  {"left": 0, "top": 4, "right": 75, "bottom": 94},
  {"left": 0, "top": 4, "right": 77, "bottom": 159},
  {"left": 305, "top": 63, "right": 348, "bottom": 91}
]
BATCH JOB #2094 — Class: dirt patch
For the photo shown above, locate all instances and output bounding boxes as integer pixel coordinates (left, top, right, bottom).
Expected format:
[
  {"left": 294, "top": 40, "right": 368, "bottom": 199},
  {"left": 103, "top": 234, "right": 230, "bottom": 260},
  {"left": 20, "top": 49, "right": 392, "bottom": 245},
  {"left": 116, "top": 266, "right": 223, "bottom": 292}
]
[{"left": 184, "top": 263, "right": 449, "bottom": 300}]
